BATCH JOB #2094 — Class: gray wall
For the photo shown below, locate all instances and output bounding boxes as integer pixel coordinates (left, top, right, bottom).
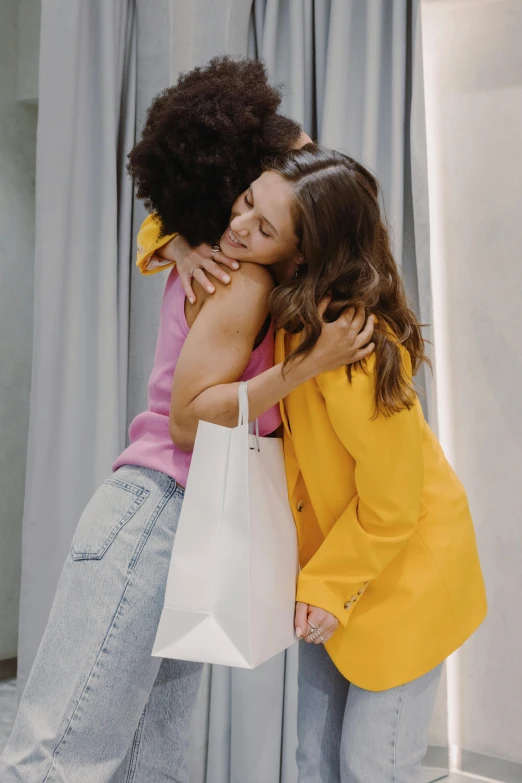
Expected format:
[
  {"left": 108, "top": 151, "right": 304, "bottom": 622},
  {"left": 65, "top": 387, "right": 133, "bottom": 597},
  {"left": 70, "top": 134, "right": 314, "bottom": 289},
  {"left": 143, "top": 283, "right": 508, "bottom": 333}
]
[
  {"left": 0, "top": 0, "right": 38, "bottom": 660},
  {"left": 423, "top": 0, "right": 522, "bottom": 769}
]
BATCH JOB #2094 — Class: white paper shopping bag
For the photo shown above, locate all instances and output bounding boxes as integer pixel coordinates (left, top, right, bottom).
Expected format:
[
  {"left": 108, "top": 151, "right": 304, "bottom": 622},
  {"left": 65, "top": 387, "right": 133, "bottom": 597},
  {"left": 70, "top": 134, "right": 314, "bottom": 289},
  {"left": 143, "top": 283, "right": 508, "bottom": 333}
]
[{"left": 152, "top": 382, "right": 299, "bottom": 668}]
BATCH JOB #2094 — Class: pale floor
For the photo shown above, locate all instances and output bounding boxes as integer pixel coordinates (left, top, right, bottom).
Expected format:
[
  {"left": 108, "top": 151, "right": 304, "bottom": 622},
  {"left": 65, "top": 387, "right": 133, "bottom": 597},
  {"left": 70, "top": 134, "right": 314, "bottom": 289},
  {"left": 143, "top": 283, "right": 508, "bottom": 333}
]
[
  {"left": 0, "top": 679, "right": 496, "bottom": 782},
  {"left": 425, "top": 775, "right": 498, "bottom": 783},
  {"left": 0, "top": 678, "right": 17, "bottom": 754}
]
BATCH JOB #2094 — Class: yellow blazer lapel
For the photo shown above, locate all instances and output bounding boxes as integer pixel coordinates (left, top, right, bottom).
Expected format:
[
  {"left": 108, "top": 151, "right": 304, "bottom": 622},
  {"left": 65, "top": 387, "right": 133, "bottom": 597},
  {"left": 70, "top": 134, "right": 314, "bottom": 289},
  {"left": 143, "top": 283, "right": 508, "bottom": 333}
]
[
  {"left": 275, "top": 329, "right": 292, "bottom": 440},
  {"left": 275, "top": 328, "right": 300, "bottom": 497},
  {"left": 283, "top": 432, "right": 300, "bottom": 500}
]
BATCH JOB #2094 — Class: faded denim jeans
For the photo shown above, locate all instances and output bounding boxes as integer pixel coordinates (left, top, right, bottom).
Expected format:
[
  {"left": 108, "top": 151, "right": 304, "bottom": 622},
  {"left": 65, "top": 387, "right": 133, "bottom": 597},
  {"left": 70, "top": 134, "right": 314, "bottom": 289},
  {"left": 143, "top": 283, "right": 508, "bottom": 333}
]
[
  {"left": 297, "top": 640, "right": 443, "bottom": 783},
  {"left": 1, "top": 461, "right": 444, "bottom": 783},
  {"left": 0, "top": 466, "right": 203, "bottom": 783}
]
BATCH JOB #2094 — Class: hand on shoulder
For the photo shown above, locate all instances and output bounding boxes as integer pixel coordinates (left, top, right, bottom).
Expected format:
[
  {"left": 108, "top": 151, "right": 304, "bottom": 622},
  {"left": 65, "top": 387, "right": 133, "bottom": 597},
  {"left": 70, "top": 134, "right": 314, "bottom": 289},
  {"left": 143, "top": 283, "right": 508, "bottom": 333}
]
[
  {"left": 193, "top": 260, "right": 273, "bottom": 311},
  {"left": 185, "top": 261, "right": 273, "bottom": 341}
]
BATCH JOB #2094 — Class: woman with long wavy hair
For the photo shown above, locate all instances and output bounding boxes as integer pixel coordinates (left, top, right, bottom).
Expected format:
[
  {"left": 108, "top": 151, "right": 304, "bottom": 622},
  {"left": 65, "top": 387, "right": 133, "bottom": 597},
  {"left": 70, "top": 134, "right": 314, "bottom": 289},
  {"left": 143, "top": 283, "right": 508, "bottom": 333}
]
[{"left": 140, "top": 145, "right": 487, "bottom": 782}]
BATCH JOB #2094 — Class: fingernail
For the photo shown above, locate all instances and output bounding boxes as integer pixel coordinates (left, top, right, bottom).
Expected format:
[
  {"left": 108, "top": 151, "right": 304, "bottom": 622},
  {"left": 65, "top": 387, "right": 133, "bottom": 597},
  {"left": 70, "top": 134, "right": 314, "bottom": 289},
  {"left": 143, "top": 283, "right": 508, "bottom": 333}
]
[
  {"left": 223, "top": 275, "right": 231, "bottom": 283},
  {"left": 296, "top": 627, "right": 302, "bottom": 638},
  {"left": 232, "top": 262, "right": 239, "bottom": 269},
  {"left": 207, "top": 286, "right": 215, "bottom": 293}
]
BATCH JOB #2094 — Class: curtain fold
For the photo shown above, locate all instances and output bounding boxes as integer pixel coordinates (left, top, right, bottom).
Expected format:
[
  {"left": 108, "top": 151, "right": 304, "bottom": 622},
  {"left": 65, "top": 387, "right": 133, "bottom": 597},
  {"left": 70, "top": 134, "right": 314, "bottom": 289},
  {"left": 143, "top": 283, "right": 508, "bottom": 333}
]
[
  {"left": 251, "top": 0, "right": 408, "bottom": 262},
  {"left": 17, "top": 0, "right": 137, "bottom": 697},
  {"left": 187, "top": 637, "right": 299, "bottom": 782}
]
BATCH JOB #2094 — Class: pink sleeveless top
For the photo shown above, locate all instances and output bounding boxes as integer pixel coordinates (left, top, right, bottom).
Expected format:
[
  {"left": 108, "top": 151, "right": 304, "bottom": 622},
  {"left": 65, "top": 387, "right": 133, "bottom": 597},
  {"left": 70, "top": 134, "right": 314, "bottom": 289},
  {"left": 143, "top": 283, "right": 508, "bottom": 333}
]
[{"left": 113, "top": 268, "right": 281, "bottom": 487}]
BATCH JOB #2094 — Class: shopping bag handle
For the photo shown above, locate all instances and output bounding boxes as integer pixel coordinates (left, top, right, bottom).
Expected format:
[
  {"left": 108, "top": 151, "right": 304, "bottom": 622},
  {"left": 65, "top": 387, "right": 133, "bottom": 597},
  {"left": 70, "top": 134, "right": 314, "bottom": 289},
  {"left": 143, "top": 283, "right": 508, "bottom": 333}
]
[{"left": 238, "top": 382, "right": 260, "bottom": 451}]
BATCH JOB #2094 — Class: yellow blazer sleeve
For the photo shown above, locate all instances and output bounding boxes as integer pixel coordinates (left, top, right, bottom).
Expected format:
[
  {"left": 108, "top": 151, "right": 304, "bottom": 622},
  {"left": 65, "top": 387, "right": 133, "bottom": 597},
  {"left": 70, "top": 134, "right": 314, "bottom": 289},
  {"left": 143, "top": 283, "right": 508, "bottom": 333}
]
[
  {"left": 136, "top": 213, "right": 178, "bottom": 275},
  {"left": 296, "top": 353, "right": 424, "bottom": 627}
]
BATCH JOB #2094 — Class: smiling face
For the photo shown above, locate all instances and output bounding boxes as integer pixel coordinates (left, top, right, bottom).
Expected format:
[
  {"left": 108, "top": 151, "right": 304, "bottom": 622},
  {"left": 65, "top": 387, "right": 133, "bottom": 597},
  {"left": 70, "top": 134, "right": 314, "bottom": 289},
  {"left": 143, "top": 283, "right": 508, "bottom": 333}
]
[{"left": 219, "top": 171, "right": 303, "bottom": 283}]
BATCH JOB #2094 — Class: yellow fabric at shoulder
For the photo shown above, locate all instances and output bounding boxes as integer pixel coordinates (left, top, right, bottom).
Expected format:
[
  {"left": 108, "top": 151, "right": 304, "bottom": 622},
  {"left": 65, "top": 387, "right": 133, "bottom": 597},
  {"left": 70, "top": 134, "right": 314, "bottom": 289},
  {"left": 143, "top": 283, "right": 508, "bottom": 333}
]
[
  {"left": 296, "top": 351, "right": 424, "bottom": 626},
  {"left": 136, "top": 213, "right": 178, "bottom": 275}
]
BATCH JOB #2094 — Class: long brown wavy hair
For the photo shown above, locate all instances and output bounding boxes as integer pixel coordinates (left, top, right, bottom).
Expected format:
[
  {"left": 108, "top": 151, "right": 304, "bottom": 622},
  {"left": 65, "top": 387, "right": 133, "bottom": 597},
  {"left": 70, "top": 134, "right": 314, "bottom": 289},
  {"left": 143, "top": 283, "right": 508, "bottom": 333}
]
[{"left": 267, "top": 145, "right": 430, "bottom": 417}]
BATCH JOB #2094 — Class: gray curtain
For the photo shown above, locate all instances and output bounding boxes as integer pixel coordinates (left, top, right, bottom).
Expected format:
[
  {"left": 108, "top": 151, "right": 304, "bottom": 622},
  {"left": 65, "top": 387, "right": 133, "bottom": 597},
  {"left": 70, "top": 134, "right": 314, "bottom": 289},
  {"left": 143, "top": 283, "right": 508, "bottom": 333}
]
[
  {"left": 249, "top": 0, "right": 436, "bottom": 415},
  {"left": 17, "top": 0, "right": 137, "bottom": 696},
  {"left": 250, "top": 0, "right": 408, "bottom": 262}
]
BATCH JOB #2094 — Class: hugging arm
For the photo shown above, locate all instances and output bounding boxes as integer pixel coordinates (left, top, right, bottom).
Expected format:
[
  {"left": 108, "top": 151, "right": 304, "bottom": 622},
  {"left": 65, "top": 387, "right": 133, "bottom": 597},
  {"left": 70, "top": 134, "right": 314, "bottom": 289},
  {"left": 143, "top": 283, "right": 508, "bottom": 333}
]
[
  {"left": 170, "top": 283, "right": 375, "bottom": 452},
  {"left": 136, "top": 215, "right": 239, "bottom": 300}
]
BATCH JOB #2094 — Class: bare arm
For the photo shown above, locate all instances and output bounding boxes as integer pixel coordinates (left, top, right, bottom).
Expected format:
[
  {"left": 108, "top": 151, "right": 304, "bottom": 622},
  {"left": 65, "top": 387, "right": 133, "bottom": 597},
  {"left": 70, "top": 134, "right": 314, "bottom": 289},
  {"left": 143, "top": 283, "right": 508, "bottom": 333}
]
[
  {"left": 170, "top": 264, "right": 274, "bottom": 449},
  {"left": 170, "top": 271, "right": 375, "bottom": 451}
]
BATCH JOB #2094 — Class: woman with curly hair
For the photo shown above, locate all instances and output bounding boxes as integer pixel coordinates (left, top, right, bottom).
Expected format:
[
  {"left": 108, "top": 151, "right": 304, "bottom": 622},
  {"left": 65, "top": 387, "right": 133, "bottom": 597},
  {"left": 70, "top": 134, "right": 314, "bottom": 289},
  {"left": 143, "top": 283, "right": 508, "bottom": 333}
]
[
  {"left": 129, "top": 54, "right": 309, "bottom": 297},
  {"left": 0, "top": 58, "right": 371, "bottom": 783}
]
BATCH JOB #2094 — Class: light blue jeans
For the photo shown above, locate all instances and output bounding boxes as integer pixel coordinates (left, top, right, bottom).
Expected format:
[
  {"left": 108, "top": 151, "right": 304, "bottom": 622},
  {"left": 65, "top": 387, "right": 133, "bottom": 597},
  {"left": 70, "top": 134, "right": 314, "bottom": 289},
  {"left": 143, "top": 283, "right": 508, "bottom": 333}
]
[
  {"left": 1, "top": 464, "right": 443, "bottom": 783},
  {"left": 0, "top": 466, "right": 204, "bottom": 783},
  {"left": 297, "top": 640, "right": 443, "bottom": 783}
]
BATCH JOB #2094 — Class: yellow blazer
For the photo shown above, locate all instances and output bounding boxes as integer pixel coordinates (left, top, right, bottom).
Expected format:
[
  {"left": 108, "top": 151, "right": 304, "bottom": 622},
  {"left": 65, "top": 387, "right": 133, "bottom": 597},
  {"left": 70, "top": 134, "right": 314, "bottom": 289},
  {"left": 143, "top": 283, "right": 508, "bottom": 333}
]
[
  {"left": 138, "top": 217, "right": 487, "bottom": 692},
  {"left": 135, "top": 214, "right": 179, "bottom": 275}
]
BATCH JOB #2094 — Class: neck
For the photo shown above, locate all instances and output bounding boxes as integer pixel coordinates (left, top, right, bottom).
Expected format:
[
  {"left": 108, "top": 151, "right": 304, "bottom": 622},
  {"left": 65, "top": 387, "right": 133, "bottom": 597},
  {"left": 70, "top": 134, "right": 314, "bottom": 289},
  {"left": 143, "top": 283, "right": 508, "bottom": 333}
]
[{"left": 271, "top": 258, "right": 295, "bottom": 285}]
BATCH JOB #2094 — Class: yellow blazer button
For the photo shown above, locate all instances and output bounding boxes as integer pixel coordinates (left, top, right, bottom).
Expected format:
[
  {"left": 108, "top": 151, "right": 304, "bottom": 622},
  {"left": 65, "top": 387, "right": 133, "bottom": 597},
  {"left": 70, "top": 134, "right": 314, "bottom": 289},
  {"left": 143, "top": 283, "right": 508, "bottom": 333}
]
[
  {"left": 358, "top": 587, "right": 365, "bottom": 595},
  {"left": 296, "top": 499, "right": 306, "bottom": 512},
  {"left": 344, "top": 601, "right": 352, "bottom": 610},
  {"left": 350, "top": 595, "right": 358, "bottom": 603}
]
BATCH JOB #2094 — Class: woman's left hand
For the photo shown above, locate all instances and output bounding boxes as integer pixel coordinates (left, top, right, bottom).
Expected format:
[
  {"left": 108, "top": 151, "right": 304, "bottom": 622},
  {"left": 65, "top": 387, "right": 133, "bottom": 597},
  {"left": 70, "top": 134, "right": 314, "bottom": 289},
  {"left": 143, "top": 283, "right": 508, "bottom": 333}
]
[{"left": 294, "top": 601, "right": 339, "bottom": 644}]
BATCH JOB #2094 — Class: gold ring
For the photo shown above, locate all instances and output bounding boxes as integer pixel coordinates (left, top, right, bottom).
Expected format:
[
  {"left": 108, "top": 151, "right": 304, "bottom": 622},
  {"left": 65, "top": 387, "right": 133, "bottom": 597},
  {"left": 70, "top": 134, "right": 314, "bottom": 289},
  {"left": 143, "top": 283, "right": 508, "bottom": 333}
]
[{"left": 211, "top": 245, "right": 220, "bottom": 258}]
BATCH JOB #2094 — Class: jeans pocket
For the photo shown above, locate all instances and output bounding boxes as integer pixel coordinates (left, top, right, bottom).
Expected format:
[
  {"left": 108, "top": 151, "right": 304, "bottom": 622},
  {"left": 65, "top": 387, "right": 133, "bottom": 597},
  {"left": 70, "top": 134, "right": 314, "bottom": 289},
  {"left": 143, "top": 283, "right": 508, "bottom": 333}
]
[{"left": 71, "top": 477, "right": 150, "bottom": 560}]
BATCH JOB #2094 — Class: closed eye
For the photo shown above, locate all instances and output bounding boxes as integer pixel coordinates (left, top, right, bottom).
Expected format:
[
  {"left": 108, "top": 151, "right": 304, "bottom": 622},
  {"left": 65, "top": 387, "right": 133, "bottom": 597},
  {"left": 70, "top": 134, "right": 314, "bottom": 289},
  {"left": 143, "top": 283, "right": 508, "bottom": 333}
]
[{"left": 244, "top": 192, "right": 271, "bottom": 238}]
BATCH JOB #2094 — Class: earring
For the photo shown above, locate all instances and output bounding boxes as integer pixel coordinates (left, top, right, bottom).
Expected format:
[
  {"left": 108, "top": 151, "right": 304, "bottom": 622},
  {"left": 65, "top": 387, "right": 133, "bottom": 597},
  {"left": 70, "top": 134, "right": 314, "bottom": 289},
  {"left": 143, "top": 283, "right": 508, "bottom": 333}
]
[{"left": 294, "top": 261, "right": 300, "bottom": 279}]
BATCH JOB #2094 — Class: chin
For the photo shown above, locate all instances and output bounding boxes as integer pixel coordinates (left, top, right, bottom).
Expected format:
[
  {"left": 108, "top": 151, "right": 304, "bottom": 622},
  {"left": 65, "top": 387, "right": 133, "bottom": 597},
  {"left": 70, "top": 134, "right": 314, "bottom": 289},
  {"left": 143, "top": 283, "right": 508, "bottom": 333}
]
[
  {"left": 222, "top": 239, "right": 243, "bottom": 257},
  {"left": 222, "top": 224, "right": 249, "bottom": 253}
]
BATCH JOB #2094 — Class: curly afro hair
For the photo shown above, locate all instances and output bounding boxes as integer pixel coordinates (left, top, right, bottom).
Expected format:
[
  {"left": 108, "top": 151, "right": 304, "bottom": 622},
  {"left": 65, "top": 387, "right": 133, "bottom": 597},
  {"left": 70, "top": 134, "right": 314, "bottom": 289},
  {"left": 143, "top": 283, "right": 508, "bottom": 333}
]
[{"left": 127, "top": 56, "right": 301, "bottom": 247}]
